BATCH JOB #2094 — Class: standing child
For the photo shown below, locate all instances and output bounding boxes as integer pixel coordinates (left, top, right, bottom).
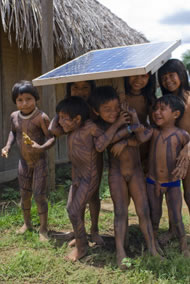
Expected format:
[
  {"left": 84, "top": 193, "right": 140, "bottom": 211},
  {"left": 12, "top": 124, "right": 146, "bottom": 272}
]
[
  {"left": 158, "top": 59, "right": 190, "bottom": 240},
  {"left": 108, "top": 73, "right": 157, "bottom": 268},
  {"left": 1, "top": 81, "right": 55, "bottom": 241},
  {"left": 89, "top": 86, "right": 159, "bottom": 269},
  {"left": 133, "top": 94, "right": 190, "bottom": 256},
  {"left": 123, "top": 73, "right": 156, "bottom": 167},
  {"left": 49, "top": 96, "right": 128, "bottom": 261},
  {"left": 57, "top": 80, "right": 103, "bottom": 246}
]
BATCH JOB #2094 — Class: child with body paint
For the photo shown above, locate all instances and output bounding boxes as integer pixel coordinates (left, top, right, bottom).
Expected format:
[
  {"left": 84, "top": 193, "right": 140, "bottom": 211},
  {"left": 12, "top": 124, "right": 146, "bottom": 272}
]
[
  {"left": 1, "top": 81, "right": 55, "bottom": 241},
  {"left": 128, "top": 94, "right": 190, "bottom": 257},
  {"left": 49, "top": 95, "right": 129, "bottom": 261},
  {"left": 158, "top": 59, "right": 190, "bottom": 242}
]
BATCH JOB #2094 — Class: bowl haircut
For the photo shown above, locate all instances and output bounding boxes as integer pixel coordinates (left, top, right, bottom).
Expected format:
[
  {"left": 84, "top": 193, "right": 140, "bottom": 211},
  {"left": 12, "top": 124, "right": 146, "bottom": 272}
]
[
  {"left": 12, "top": 80, "right": 39, "bottom": 104},
  {"left": 89, "top": 85, "right": 119, "bottom": 113},
  {"left": 56, "top": 96, "right": 90, "bottom": 123}
]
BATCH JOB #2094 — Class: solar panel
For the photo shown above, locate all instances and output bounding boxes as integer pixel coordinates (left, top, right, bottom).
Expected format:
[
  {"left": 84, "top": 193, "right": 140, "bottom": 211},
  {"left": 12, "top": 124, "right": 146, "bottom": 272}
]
[{"left": 32, "top": 40, "right": 181, "bottom": 86}]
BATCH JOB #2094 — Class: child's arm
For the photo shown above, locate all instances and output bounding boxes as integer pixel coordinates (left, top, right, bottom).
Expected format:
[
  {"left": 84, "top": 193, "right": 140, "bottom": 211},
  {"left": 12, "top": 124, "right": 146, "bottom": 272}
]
[
  {"left": 111, "top": 136, "right": 141, "bottom": 157},
  {"left": 31, "top": 113, "right": 55, "bottom": 151},
  {"left": 172, "top": 131, "right": 190, "bottom": 179},
  {"left": 48, "top": 114, "right": 65, "bottom": 137},
  {"left": 1, "top": 131, "right": 16, "bottom": 158},
  {"left": 1, "top": 114, "right": 16, "bottom": 158},
  {"left": 126, "top": 107, "right": 153, "bottom": 143},
  {"left": 93, "top": 112, "right": 129, "bottom": 152}
]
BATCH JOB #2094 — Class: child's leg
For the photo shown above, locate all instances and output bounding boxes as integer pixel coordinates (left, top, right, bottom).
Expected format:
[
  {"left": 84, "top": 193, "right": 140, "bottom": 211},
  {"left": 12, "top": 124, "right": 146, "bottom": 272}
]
[
  {"left": 165, "top": 187, "right": 189, "bottom": 257},
  {"left": 33, "top": 160, "right": 48, "bottom": 241},
  {"left": 68, "top": 206, "right": 86, "bottom": 247},
  {"left": 88, "top": 190, "right": 104, "bottom": 244},
  {"left": 182, "top": 166, "right": 190, "bottom": 214},
  {"left": 146, "top": 182, "right": 163, "bottom": 253},
  {"left": 89, "top": 155, "right": 104, "bottom": 244},
  {"left": 66, "top": 180, "right": 97, "bottom": 261},
  {"left": 34, "top": 193, "right": 48, "bottom": 241},
  {"left": 17, "top": 188, "right": 33, "bottom": 234},
  {"left": 16, "top": 160, "right": 33, "bottom": 234},
  {"left": 109, "top": 171, "right": 129, "bottom": 268},
  {"left": 128, "top": 170, "right": 158, "bottom": 256}
]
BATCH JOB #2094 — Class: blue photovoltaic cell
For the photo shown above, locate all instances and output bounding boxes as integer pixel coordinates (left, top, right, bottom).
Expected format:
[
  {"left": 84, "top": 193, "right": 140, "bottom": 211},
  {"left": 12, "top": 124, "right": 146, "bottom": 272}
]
[
  {"left": 39, "top": 41, "right": 175, "bottom": 80},
  {"left": 33, "top": 40, "right": 180, "bottom": 86}
]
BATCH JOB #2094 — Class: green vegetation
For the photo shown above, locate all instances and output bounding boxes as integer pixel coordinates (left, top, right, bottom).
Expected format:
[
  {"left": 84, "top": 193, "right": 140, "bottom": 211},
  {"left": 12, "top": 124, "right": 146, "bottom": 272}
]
[
  {"left": 1, "top": 164, "right": 190, "bottom": 283},
  {"left": 182, "top": 49, "right": 190, "bottom": 74}
]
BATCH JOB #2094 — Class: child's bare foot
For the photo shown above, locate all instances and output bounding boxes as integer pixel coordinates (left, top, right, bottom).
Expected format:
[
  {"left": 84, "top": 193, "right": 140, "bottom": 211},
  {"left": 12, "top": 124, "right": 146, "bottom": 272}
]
[
  {"left": 117, "top": 250, "right": 127, "bottom": 270},
  {"left": 91, "top": 232, "right": 104, "bottom": 245},
  {"left": 65, "top": 246, "right": 87, "bottom": 262},
  {"left": 39, "top": 231, "right": 49, "bottom": 242},
  {"left": 16, "top": 224, "right": 32, "bottom": 235},
  {"left": 68, "top": 239, "right": 76, "bottom": 247}
]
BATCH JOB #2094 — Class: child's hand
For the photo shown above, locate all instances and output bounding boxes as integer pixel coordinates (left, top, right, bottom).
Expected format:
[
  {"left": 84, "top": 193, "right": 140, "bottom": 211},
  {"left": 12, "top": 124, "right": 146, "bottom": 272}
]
[
  {"left": 1, "top": 147, "right": 9, "bottom": 158},
  {"left": 116, "top": 111, "right": 130, "bottom": 128},
  {"left": 176, "top": 143, "right": 190, "bottom": 168},
  {"left": 111, "top": 141, "right": 127, "bottom": 157},
  {"left": 31, "top": 141, "right": 43, "bottom": 152},
  {"left": 172, "top": 162, "right": 189, "bottom": 180}
]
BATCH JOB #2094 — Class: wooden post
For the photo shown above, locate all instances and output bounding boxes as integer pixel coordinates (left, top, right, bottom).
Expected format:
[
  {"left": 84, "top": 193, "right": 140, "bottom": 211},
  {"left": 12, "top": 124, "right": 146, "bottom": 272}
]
[
  {"left": 41, "top": 0, "right": 56, "bottom": 191},
  {"left": 0, "top": 27, "right": 3, "bottom": 173}
]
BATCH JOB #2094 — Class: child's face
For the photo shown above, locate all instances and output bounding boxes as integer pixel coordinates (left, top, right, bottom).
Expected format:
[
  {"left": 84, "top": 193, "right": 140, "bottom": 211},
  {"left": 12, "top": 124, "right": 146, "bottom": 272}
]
[
  {"left": 70, "top": 81, "right": 91, "bottom": 101},
  {"left": 58, "top": 112, "right": 80, "bottom": 133},
  {"left": 16, "top": 93, "right": 36, "bottom": 115},
  {"left": 160, "top": 72, "right": 181, "bottom": 93},
  {"left": 128, "top": 74, "right": 149, "bottom": 94},
  {"left": 152, "top": 102, "right": 178, "bottom": 127},
  {"left": 97, "top": 99, "right": 120, "bottom": 124}
]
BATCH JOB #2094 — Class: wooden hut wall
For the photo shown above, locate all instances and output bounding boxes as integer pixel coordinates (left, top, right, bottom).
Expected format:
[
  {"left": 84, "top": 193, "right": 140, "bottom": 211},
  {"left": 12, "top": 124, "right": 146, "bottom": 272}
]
[{"left": 0, "top": 27, "right": 41, "bottom": 182}]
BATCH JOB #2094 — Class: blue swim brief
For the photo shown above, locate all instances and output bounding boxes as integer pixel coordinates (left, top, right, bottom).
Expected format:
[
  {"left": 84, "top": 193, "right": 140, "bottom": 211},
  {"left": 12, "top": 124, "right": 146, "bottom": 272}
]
[{"left": 146, "top": 177, "right": 180, "bottom": 188}]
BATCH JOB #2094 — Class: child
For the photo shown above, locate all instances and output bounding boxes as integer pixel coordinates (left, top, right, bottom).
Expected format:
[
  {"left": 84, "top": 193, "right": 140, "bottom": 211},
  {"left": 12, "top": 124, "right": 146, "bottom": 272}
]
[
  {"left": 131, "top": 94, "right": 190, "bottom": 256},
  {"left": 89, "top": 86, "right": 159, "bottom": 269},
  {"left": 158, "top": 59, "right": 190, "bottom": 240},
  {"left": 61, "top": 80, "right": 104, "bottom": 246},
  {"left": 123, "top": 73, "right": 157, "bottom": 169},
  {"left": 1, "top": 81, "right": 55, "bottom": 241},
  {"left": 49, "top": 95, "right": 129, "bottom": 261},
  {"left": 66, "top": 80, "right": 96, "bottom": 101}
]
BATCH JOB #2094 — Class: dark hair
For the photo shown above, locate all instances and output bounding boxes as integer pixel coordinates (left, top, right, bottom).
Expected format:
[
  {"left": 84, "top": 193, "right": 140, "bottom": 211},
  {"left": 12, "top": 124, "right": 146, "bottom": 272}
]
[
  {"left": 158, "top": 59, "right": 190, "bottom": 102},
  {"left": 56, "top": 96, "right": 90, "bottom": 123},
  {"left": 124, "top": 72, "right": 156, "bottom": 105},
  {"left": 66, "top": 80, "right": 96, "bottom": 98},
  {"left": 89, "top": 85, "right": 119, "bottom": 112},
  {"left": 153, "top": 94, "right": 185, "bottom": 123},
  {"left": 12, "top": 80, "right": 39, "bottom": 104}
]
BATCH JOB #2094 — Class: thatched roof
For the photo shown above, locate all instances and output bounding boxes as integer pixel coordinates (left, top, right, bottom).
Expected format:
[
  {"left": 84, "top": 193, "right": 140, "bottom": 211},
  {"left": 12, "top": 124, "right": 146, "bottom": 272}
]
[{"left": 0, "top": 0, "right": 147, "bottom": 59}]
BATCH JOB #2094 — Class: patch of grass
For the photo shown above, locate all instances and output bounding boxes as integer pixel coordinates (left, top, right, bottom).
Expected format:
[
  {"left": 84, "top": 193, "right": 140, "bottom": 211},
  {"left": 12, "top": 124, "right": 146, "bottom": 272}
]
[{"left": 1, "top": 166, "right": 190, "bottom": 283}]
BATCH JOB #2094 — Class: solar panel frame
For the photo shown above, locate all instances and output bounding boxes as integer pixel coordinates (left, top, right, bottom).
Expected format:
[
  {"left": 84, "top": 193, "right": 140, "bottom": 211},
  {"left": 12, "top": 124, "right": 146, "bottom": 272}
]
[{"left": 32, "top": 40, "right": 181, "bottom": 87}]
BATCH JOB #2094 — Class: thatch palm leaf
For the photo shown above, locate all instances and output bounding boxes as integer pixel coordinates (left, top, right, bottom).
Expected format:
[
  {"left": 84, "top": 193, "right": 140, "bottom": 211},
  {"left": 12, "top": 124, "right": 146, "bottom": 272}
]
[{"left": 0, "top": 0, "right": 147, "bottom": 59}]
